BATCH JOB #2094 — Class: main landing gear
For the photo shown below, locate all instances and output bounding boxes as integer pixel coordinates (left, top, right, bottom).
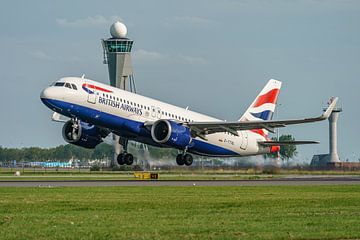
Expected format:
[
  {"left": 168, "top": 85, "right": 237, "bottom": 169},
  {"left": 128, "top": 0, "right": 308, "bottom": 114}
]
[
  {"left": 117, "top": 153, "right": 134, "bottom": 165},
  {"left": 176, "top": 153, "right": 193, "bottom": 166},
  {"left": 116, "top": 138, "right": 134, "bottom": 165}
]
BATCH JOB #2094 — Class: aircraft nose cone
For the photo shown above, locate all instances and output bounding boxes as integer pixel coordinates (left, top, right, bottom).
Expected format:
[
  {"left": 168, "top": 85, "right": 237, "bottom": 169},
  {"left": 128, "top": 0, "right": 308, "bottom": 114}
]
[
  {"left": 40, "top": 87, "right": 57, "bottom": 110},
  {"left": 40, "top": 87, "right": 51, "bottom": 99}
]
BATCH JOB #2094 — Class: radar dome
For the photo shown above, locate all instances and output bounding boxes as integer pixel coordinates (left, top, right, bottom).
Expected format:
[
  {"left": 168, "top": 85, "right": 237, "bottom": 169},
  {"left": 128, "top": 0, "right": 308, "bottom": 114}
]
[{"left": 110, "top": 21, "right": 127, "bottom": 38}]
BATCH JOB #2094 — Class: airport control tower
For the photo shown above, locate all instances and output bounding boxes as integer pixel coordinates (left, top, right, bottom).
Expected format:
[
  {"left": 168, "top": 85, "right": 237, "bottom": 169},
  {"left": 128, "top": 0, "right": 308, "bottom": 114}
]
[
  {"left": 102, "top": 21, "right": 136, "bottom": 91},
  {"left": 101, "top": 21, "right": 136, "bottom": 165}
]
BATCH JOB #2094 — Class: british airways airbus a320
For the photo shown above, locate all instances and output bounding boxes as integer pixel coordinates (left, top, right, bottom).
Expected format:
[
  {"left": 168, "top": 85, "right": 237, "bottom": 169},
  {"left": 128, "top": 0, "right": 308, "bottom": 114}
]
[{"left": 40, "top": 77, "right": 337, "bottom": 166}]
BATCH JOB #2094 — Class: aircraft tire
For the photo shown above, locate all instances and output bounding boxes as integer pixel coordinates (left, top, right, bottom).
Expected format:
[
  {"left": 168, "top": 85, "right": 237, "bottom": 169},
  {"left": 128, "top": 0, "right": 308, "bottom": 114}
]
[
  {"left": 184, "top": 154, "right": 193, "bottom": 166},
  {"left": 176, "top": 154, "right": 185, "bottom": 165},
  {"left": 117, "top": 153, "right": 125, "bottom": 165},
  {"left": 124, "top": 153, "right": 134, "bottom": 165}
]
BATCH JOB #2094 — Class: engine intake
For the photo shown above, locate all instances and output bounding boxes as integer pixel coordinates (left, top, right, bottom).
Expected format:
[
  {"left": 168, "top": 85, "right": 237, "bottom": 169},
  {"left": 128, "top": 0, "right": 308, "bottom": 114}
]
[
  {"left": 151, "top": 120, "right": 192, "bottom": 149},
  {"left": 62, "top": 120, "right": 108, "bottom": 149}
]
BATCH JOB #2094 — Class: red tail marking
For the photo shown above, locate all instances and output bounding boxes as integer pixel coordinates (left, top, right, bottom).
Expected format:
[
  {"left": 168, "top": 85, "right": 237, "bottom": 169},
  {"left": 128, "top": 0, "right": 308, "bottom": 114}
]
[
  {"left": 250, "top": 129, "right": 266, "bottom": 137},
  {"left": 253, "top": 88, "right": 280, "bottom": 108}
]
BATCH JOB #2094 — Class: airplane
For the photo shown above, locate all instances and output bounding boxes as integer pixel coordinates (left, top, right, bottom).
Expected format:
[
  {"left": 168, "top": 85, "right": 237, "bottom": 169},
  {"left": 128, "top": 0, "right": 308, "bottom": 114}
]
[{"left": 40, "top": 77, "right": 338, "bottom": 166}]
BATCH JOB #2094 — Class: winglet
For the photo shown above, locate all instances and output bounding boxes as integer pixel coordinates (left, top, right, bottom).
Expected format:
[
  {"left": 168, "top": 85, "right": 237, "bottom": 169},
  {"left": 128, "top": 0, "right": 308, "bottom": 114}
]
[{"left": 322, "top": 97, "right": 339, "bottom": 119}]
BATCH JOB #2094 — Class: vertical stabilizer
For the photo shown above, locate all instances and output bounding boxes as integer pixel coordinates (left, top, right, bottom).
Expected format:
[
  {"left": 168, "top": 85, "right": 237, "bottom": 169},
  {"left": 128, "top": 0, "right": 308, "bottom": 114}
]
[{"left": 239, "top": 79, "right": 282, "bottom": 136}]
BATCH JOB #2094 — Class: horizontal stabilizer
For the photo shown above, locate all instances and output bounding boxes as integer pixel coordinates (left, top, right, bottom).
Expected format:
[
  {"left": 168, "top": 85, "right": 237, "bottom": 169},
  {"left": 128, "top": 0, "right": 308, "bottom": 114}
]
[{"left": 258, "top": 141, "right": 319, "bottom": 146}]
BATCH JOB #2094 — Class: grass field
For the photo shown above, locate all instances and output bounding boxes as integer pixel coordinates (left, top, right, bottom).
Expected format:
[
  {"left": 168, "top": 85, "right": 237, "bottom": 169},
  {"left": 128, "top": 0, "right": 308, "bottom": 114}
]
[{"left": 0, "top": 185, "right": 360, "bottom": 239}]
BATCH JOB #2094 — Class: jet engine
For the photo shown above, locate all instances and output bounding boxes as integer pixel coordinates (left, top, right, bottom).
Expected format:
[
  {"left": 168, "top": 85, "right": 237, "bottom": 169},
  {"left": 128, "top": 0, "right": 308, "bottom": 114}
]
[
  {"left": 62, "top": 120, "right": 109, "bottom": 149},
  {"left": 151, "top": 120, "right": 192, "bottom": 149}
]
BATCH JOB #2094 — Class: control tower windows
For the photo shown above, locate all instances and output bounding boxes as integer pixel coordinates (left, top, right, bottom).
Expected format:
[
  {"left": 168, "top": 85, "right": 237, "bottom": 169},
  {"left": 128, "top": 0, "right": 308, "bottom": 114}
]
[{"left": 105, "top": 40, "right": 133, "bottom": 53}]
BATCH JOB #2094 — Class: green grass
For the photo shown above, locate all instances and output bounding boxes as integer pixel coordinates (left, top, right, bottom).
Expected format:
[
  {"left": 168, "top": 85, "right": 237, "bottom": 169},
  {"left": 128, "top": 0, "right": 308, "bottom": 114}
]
[{"left": 0, "top": 186, "right": 360, "bottom": 239}]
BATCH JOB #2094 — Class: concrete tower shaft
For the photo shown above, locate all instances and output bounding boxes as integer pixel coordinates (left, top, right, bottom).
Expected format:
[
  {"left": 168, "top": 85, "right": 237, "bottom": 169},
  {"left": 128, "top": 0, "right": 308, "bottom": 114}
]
[{"left": 328, "top": 110, "right": 341, "bottom": 162}]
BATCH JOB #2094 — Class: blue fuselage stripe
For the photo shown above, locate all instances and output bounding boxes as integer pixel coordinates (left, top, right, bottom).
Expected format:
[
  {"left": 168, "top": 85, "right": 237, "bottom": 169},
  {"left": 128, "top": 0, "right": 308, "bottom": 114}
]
[{"left": 41, "top": 98, "right": 240, "bottom": 157}]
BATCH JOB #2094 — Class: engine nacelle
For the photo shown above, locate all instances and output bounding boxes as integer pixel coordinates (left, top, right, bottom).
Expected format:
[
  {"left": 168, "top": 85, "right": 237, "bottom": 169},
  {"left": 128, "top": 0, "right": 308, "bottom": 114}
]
[
  {"left": 62, "top": 120, "right": 108, "bottom": 149},
  {"left": 151, "top": 120, "right": 192, "bottom": 149}
]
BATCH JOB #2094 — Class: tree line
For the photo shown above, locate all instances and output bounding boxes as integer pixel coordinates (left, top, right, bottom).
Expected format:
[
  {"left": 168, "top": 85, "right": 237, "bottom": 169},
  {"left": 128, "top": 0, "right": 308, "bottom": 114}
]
[
  {"left": 0, "top": 143, "right": 113, "bottom": 163},
  {"left": 0, "top": 134, "right": 297, "bottom": 163}
]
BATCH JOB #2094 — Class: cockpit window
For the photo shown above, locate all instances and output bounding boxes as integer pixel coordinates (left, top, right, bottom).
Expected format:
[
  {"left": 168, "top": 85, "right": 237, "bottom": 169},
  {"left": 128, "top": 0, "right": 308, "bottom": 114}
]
[
  {"left": 65, "top": 83, "right": 72, "bottom": 89},
  {"left": 71, "top": 84, "right": 77, "bottom": 90},
  {"left": 54, "top": 82, "right": 65, "bottom": 87}
]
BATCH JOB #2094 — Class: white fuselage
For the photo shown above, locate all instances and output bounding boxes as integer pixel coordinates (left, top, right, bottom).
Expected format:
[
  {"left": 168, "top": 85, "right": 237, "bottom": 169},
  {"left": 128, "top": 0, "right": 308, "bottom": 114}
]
[{"left": 41, "top": 77, "right": 271, "bottom": 157}]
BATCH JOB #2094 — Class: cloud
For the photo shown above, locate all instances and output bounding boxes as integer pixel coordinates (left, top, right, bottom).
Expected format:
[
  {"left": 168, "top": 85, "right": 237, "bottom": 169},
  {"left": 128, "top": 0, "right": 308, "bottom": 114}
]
[
  {"left": 56, "top": 15, "right": 122, "bottom": 27},
  {"left": 133, "top": 49, "right": 167, "bottom": 62},
  {"left": 133, "top": 49, "right": 208, "bottom": 65},
  {"left": 178, "top": 55, "right": 208, "bottom": 65},
  {"left": 28, "top": 50, "right": 53, "bottom": 60},
  {"left": 173, "top": 16, "right": 212, "bottom": 25}
]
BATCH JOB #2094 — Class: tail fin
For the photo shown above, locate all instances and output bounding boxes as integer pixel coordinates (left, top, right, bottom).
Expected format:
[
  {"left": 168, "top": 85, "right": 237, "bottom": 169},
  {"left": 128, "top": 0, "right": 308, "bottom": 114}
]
[{"left": 239, "top": 79, "right": 282, "bottom": 122}]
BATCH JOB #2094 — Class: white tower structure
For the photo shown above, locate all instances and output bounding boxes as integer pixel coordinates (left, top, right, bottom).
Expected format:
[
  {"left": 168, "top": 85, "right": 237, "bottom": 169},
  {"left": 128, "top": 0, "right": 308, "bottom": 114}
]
[
  {"left": 101, "top": 22, "right": 136, "bottom": 166},
  {"left": 310, "top": 99, "right": 342, "bottom": 167},
  {"left": 327, "top": 107, "right": 342, "bottom": 162}
]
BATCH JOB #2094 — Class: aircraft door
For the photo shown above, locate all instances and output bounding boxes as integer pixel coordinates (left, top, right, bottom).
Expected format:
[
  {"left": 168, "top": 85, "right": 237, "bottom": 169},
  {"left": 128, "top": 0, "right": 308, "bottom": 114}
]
[
  {"left": 151, "top": 106, "right": 156, "bottom": 118},
  {"left": 240, "top": 131, "right": 248, "bottom": 150},
  {"left": 86, "top": 83, "right": 97, "bottom": 104},
  {"left": 156, "top": 107, "right": 162, "bottom": 119}
]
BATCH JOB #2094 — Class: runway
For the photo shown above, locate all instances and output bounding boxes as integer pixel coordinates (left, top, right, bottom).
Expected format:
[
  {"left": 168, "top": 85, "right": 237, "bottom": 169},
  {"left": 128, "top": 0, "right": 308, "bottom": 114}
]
[{"left": 1, "top": 177, "right": 360, "bottom": 187}]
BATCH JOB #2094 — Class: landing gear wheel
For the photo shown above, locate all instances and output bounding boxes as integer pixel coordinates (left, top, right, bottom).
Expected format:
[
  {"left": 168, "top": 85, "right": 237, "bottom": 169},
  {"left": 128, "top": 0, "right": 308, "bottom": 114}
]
[
  {"left": 184, "top": 154, "right": 193, "bottom": 166},
  {"left": 124, "top": 153, "right": 134, "bottom": 165},
  {"left": 117, "top": 153, "right": 125, "bottom": 165},
  {"left": 176, "top": 154, "right": 185, "bottom": 165}
]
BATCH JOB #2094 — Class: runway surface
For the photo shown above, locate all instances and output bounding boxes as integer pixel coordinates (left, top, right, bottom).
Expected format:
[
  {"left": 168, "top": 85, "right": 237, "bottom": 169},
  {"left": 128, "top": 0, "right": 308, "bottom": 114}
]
[{"left": 1, "top": 177, "right": 360, "bottom": 187}]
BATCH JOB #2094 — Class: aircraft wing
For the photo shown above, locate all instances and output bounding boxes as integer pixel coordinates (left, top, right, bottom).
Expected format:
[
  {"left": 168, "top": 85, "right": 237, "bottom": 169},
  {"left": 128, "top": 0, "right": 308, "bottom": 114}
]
[{"left": 186, "top": 97, "right": 338, "bottom": 138}]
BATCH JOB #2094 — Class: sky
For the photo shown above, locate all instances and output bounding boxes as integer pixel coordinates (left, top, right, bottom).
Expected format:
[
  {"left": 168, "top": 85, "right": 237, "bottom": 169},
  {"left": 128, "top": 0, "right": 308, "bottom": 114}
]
[{"left": 0, "top": 0, "right": 359, "bottom": 162}]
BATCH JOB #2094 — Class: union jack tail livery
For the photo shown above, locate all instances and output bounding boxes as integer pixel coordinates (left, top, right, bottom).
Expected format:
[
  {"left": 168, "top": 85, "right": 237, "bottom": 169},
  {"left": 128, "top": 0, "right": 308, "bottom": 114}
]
[
  {"left": 240, "top": 79, "right": 281, "bottom": 121},
  {"left": 239, "top": 79, "right": 282, "bottom": 137}
]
